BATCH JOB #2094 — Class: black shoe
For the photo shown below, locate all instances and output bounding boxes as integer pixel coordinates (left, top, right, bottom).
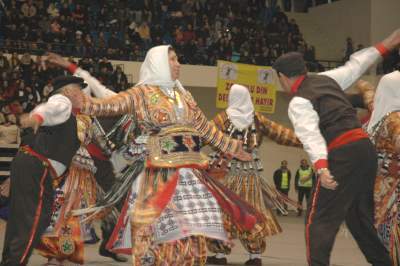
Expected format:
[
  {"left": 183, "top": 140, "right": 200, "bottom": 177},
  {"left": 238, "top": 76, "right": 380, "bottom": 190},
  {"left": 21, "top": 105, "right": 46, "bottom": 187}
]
[
  {"left": 244, "top": 258, "right": 262, "bottom": 266},
  {"left": 297, "top": 209, "right": 302, "bottom": 216},
  {"left": 99, "top": 245, "right": 128, "bottom": 263},
  {"left": 206, "top": 255, "right": 227, "bottom": 265}
]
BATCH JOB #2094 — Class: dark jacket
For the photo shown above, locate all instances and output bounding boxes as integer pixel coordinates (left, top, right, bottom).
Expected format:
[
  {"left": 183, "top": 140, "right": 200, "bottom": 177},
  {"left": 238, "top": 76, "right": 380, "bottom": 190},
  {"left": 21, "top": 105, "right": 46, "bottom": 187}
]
[{"left": 273, "top": 168, "right": 291, "bottom": 191}]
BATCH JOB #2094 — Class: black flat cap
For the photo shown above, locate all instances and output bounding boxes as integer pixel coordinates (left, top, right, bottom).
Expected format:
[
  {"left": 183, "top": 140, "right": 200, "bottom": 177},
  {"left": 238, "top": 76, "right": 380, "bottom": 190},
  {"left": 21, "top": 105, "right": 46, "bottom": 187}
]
[
  {"left": 273, "top": 52, "right": 307, "bottom": 78},
  {"left": 50, "top": 76, "right": 86, "bottom": 96}
]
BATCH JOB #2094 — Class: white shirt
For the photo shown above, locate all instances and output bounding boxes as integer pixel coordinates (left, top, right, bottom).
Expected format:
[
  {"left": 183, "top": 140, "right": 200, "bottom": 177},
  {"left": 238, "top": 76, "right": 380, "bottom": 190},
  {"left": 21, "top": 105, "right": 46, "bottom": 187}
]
[
  {"left": 30, "top": 94, "right": 73, "bottom": 176},
  {"left": 288, "top": 47, "right": 382, "bottom": 169}
]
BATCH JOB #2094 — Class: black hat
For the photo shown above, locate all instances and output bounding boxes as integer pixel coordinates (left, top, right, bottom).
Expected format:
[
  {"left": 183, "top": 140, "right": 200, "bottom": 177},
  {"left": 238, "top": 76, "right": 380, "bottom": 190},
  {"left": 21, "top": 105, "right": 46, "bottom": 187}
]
[
  {"left": 50, "top": 76, "right": 86, "bottom": 96},
  {"left": 272, "top": 52, "right": 307, "bottom": 78}
]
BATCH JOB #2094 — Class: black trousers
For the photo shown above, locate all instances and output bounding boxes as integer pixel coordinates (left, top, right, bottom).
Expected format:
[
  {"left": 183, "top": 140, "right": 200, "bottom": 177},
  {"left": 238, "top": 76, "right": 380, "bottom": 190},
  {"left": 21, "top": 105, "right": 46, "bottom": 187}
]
[
  {"left": 1, "top": 152, "right": 54, "bottom": 266},
  {"left": 306, "top": 139, "right": 391, "bottom": 266},
  {"left": 298, "top": 187, "right": 311, "bottom": 210},
  {"left": 92, "top": 157, "right": 122, "bottom": 248}
]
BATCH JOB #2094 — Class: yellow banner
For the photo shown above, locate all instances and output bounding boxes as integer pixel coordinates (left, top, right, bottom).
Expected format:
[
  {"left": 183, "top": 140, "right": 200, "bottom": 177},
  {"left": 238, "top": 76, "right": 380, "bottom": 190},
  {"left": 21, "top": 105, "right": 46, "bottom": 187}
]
[{"left": 216, "top": 60, "right": 278, "bottom": 113}]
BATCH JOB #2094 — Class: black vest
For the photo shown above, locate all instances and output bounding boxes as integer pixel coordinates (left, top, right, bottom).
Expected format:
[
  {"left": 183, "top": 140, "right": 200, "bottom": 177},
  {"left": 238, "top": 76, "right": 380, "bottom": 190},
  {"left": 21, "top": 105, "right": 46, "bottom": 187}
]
[
  {"left": 295, "top": 75, "right": 361, "bottom": 144},
  {"left": 22, "top": 115, "right": 80, "bottom": 166}
]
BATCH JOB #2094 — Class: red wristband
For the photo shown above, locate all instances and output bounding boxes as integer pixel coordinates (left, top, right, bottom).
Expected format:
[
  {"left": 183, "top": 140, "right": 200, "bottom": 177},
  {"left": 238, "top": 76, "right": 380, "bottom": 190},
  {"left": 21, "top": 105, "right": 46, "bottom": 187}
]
[
  {"left": 375, "top": 43, "right": 390, "bottom": 57},
  {"left": 67, "top": 63, "right": 78, "bottom": 74},
  {"left": 314, "top": 159, "right": 328, "bottom": 171},
  {"left": 31, "top": 114, "right": 44, "bottom": 124}
]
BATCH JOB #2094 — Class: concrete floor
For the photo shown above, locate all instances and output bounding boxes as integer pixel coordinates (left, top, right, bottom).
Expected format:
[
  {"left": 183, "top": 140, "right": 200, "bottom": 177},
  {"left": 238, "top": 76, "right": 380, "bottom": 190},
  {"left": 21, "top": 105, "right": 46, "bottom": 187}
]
[{"left": 0, "top": 213, "right": 369, "bottom": 266}]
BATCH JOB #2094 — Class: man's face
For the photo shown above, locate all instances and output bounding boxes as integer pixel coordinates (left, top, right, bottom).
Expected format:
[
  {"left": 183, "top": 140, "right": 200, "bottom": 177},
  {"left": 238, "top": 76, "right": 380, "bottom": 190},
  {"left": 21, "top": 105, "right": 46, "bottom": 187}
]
[
  {"left": 281, "top": 161, "right": 288, "bottom": 169},
  {"left": 301, "top": 159, "right": 308, "bottom": 168}
]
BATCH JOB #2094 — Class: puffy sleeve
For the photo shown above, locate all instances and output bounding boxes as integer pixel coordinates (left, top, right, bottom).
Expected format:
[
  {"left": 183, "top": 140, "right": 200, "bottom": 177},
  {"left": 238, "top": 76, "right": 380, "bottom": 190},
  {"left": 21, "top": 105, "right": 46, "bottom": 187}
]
[{"left": 31, "top": 94, "right": 72, "bottom": 126}]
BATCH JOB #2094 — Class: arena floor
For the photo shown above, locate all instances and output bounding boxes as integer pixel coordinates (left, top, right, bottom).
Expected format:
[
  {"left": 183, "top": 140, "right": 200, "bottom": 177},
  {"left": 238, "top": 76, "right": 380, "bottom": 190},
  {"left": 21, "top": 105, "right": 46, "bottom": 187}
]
[{"left": 0, "top": 213, "right": 369, "bottom": 266}]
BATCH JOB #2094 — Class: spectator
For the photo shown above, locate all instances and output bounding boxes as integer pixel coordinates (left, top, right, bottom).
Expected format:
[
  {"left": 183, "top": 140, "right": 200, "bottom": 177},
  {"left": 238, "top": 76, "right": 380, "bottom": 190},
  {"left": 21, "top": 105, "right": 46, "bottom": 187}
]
[
  {"left": 137, "top": 21, "right": 151, "bottom": 48},
  {"left": 0, "top": 52, "right": 9, "bottom": 71},
  {"left": 273, "top": 160, "right": 292, "bottom": 215},
  {"left": 47, "top": 3, "right": 59, "bottom": 18},
  {"left": 294, "top": 159, "right": 315, "bottom": 216},
  {"left": 98, "top": 57, "right": 113, "bottom": 72},
  {"left": 182, "top": 23, "right": 196, "bottom": 43},
  {"left": 9, "top": 53, "right": 20, "bottom": 70},
  {"left": 42, "top": 81, "right": 54, "bottom": 99},
  {"left": 112, "top": 66, "right": 128, "bottom": 93},
  {"left": 343, "top": 37, "right": 354, "bottom": 61},
  {"left": 21, "top": 1, "right": 37, "bottom": 19}
]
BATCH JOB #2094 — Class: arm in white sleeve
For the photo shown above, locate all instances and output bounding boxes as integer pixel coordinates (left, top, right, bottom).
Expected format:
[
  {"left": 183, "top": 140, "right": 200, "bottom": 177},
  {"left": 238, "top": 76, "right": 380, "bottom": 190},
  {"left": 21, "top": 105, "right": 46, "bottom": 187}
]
[
  {"left": 74, "top": 67, "right": 117, "bottom": 98},
  {"left": 288, "top": 97, "right": 328, "bottom": 169},
  {"left": 31, "top": 94, "right": 72, "bottom": 126},
  {"left": 319, "top": 47, "right": 381, "bottom": 90}
]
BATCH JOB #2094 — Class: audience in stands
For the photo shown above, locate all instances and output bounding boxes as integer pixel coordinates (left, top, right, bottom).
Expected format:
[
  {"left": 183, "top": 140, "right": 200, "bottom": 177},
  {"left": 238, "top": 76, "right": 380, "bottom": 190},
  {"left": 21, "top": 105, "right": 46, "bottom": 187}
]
[
  {"left": 0, "top": 52, "right": 130, "bottom": 124},
  {"left": 1, "top": 0, "right": 315, "bottom": 66}
]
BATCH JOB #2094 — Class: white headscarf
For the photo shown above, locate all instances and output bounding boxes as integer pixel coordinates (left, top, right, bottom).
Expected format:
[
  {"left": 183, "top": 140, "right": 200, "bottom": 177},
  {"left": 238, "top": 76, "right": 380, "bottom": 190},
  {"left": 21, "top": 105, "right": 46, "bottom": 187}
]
[
  {"left": 367, "top": 70, "right": 400, "bottom": 134},
  {"left": 226, "top": 84, "right": 254, "bottom": 130},
  {"left": 136, "top": 45, "right": 185, "bottom": 96}
]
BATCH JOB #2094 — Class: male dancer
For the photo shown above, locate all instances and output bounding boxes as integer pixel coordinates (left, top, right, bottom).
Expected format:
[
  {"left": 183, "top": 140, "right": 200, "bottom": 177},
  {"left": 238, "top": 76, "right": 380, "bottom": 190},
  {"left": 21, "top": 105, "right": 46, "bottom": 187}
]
[
  {"left": 272, "top": 28, "right": 400, "bottom": 266},
  {"left": 47, "top": 53, "right": 127, "bottom": 262},
  {"left": 1, "top": 76, "right": 86, "bottom": 266}
]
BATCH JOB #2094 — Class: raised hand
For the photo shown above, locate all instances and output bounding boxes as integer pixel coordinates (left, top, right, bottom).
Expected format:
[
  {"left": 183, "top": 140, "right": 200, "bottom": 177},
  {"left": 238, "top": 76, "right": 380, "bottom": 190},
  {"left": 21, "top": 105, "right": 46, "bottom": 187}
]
[
  {"left": 227, "top": 143, "right": 252, "bottom": 161},
  {"left": 381, "top": 28, "right": 400, "bottom": 51},
  {"left": 46, "top": 52, "right": 72, "bottom": 69}
]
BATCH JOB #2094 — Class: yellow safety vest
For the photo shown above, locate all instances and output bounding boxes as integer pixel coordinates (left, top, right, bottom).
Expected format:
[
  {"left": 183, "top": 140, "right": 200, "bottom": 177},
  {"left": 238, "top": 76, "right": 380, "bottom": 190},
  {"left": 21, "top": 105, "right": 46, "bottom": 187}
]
[
  {"left": 298, "top": 168, "right": 313, "bottom": 188},
  {"left": 281, "top": 172, "right": 289, "bottom": 189}
]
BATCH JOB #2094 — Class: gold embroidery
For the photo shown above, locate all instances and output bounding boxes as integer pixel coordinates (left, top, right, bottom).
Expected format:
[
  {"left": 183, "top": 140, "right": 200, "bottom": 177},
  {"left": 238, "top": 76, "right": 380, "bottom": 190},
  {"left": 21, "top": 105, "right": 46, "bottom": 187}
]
[{"left": 146, "top": 125, "right": 209, "bottom": 168}]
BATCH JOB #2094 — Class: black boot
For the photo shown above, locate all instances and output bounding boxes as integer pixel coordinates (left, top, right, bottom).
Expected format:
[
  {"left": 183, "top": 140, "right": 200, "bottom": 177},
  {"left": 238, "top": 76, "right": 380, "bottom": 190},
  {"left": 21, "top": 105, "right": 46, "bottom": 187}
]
[
  {"left": 99, "top": 220, "right": 128, "bottom": 262},
  {"left": 206, "top": 255, "right": 227, "bottom": 265},
  {"left": 244, "top": 258, "right": 262, "bottom": 265},
  {"left": 99, "top": 240, "right": 128, "bottom": 262}
]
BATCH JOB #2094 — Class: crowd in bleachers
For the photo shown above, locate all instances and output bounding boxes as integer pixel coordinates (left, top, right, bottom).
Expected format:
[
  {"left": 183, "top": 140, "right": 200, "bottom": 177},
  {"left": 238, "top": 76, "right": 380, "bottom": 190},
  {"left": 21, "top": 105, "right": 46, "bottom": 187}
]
[
  {"left": 0, "top": 51, "right": 129, "bottom": 126},
  {"left": 0, "top": 0, "right": 318, "bottom": 67}
]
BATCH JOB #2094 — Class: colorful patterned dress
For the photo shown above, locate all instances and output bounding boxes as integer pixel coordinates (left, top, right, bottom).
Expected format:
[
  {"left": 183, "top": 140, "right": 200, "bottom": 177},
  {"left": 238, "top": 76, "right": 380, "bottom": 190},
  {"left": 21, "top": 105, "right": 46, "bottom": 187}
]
[
  {"left": 207, "top": 111, "right": 301, "bottom": 255},
  {"left": 80, "top": 85, "right": 268, "bottom": 265},
  {"left": 370, "top": 112, "right": 400, "bottom": 266},
  {"left": 358, "top": 79, "right": 400, "bottom": 265},
  {"left": 36, "top": 115, "right": 99, "bottom": 264}
]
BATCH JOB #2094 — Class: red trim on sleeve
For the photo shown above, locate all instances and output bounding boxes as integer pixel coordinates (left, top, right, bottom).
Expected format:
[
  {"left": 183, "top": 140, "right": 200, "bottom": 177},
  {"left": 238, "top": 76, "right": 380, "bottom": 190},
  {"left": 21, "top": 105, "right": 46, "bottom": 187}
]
[
  {"left": 375, "top": 43, "right": 390, "bottom": 57},
  {"left": 314, "top": 159, "right": 328, "bottom": 170},
  {"left": 32, "top": 114, "right": 44, "bottom": 124},
  {"left": 67, "top": 63, "right": 78, "bottom": 74}
]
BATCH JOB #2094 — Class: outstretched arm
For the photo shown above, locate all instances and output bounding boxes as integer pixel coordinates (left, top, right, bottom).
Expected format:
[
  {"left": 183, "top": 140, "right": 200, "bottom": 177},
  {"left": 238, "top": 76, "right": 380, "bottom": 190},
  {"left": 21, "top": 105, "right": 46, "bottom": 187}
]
[
  {"left": 320, "top": 29, "right": 400, "bottom": 90},
  {"left": 47, "top": 52, "right": 117, "bottom": 98},
  {"left": 256, "top": 112, "right": 302, "bottom": 147}
]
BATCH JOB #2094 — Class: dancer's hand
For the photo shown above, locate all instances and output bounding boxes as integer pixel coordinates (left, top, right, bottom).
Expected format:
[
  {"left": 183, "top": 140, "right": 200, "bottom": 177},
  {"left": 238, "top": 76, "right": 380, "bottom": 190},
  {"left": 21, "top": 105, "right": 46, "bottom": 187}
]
[
  {"left": 229, "top": 144, "right": 252, "bottom": 161},
  {"left": 19, "top": 113, "right": 42, "bottom": 133},
  {"left": 46, "top": 52, "right": 71, "bottom": 69},
  {"left": 318, "top": 168, "right": 338, "bottom": 190},
  {"left": 381, "top": 28, "right": 400, "bottom": 51}
]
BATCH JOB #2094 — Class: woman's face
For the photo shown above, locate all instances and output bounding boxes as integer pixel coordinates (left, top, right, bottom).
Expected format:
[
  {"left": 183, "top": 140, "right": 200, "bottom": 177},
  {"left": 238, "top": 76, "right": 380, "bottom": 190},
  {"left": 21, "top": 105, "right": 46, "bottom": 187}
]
[{"left": 168, "top": 50, "right": 180, "bottom": 81}]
